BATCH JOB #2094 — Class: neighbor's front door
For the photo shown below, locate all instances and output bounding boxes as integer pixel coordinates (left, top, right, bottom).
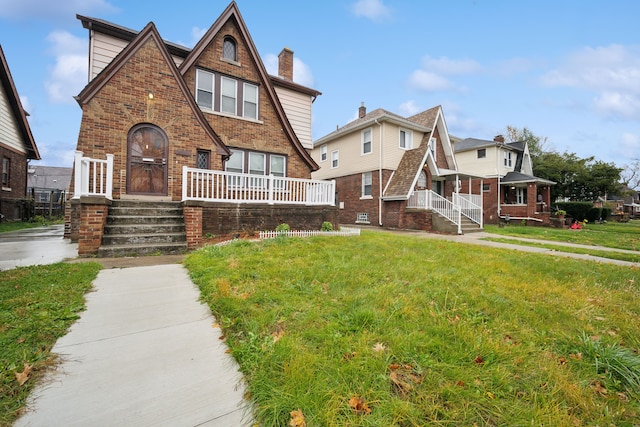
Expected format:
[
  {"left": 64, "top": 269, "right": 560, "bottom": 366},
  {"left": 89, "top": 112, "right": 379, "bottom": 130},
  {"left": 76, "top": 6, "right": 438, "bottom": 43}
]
[{"left": 127, "top": 125, "right": 168, "bottom": 195}]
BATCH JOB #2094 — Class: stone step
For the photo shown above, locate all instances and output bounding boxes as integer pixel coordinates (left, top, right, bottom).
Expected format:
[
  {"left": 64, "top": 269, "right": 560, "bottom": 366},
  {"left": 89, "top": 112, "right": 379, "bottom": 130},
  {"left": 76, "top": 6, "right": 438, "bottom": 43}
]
[
  {"left": 102, "top": 232, "right": 186, "bottom": 246},
  {"left": 108, "top": 207, "right": 183, "bottom": 217},
  {"left": 106, "top": 215, "right": 184, "bottom": 226},
  {"left": 97, "top": 242, "right": 188, "bottom": 258},
  {"left": 103, "top": 223, "right": 185, "bottom": 235}
]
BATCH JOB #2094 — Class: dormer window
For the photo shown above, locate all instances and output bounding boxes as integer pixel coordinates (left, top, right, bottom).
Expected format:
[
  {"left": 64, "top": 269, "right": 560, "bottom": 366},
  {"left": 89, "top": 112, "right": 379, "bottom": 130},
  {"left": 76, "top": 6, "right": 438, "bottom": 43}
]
[{"left": 223, "top": 37, "right": 237, "bottom": 61}]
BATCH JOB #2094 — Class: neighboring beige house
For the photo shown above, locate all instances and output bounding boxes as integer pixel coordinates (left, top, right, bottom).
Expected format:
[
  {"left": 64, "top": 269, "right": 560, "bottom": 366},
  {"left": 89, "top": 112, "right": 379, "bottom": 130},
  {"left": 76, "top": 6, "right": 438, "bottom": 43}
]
[
  {"left": 311, "top": 104, "right": 482, "bottom": 234},
  {"left": 454, "top": 136, "right": 554, "bottom": 224},
  {"left": 0, "top": 44, "right": 41, "bottom": 221}
]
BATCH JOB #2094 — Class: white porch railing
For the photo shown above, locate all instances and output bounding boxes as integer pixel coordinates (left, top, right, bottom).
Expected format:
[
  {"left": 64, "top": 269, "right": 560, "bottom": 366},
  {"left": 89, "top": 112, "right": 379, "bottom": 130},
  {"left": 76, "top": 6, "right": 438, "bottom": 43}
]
[
  {"left": 407, "top": 189, "right": 483, "bottom": 231},
  {"left": 182, "top": 166, "right": 335, "bottom": 205},
  {"left": 73, "top": 151, "right": 113, "bottom": 199},
  {"left": 453, "top": 193, "right": 483, "bottom": 226}
]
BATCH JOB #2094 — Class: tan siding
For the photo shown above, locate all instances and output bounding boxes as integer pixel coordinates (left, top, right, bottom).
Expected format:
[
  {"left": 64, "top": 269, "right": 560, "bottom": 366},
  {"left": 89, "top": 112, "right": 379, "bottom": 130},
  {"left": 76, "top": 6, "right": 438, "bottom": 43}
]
[
  {"left": 0, "top": 83, "right": 26, "bottom": 154},
  {"left": 274, "top": 86, "right": 312, "bottom": 149},
  {"left": 90, "top": 33, "right": 184, "bottom": 81},
  {"left": 456, "top": 146, "right": 501, "bottom": 177},
  {"left": 381, "top": 123, "right": 425, "bottom": 170}
]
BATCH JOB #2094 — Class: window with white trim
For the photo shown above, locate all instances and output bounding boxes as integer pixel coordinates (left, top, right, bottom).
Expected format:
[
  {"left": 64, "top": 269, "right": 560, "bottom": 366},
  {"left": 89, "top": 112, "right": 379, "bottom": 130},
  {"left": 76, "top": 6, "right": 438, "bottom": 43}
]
[
  {"left": 516, "top": 187, "right": 526, "bottom": 204},
  {"left": 320, "top": 145, "right": 327, "bottom": 162},
  {"left": 429, "top": 137, "right": 437, "bottom": 160},
  {"left": 417, "top": 170, "right": 427, "bottom": 189},
  {"left": 331, "top": 150, "right": 339, "bottom": 168},
  {"left": 504, "top": 151, "right": 512, "bottom": 167},
  {"left": 226, "top": 149, "right": 245, "bottom": 187},
  {"left": 196, "top": 69, "right": 214, "bottom": 111},
  {"left": 400, "top": 129, "right": 413, "bottom": 149},
  {"left": 362, "top": 172, "right": 372, "bottom": 197},
  {"left": 362, "top": 128, "right": 372, "bottom": 155},
  {"left": 221, "top": 76, "right": 237, "bottom": 115},
  {"left": 243, "top": 83, "right": 258, "bottom": 120}
]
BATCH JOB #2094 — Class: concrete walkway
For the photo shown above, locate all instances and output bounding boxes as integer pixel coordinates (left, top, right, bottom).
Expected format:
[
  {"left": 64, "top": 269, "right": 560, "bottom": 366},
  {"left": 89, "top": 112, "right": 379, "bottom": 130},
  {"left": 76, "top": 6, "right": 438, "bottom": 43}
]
[{"left": 14, "top": 263, "right": 253, "bottom": 427}]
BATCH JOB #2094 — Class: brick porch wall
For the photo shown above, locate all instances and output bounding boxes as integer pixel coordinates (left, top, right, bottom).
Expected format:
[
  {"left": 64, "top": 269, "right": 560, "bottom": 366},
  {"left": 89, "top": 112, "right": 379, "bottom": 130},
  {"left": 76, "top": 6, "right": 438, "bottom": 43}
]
[{"left": 77, "top": 197, "right": 111, "bottom": 256}]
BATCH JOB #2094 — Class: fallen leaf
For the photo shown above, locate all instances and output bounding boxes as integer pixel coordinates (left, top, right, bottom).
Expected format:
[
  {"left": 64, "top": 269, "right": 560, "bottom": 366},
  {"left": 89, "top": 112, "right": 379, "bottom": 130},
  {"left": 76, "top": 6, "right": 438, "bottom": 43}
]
[
  {"left": 590, "top": 381, "right": 607, "bottom": 396},
  {"left": 348, "top": 396, "right": 371, "bottom": 415},
  {"left": 16, "top": 337, "right": 25, "bottom": 344},
  {"left": 617, "top": 392, "right": 628, "bottom": 401},
  {"left": 372, "top": 342, "right": 386, "bottom": 353},
  {"left": 558, "top": 357, "right": 568, "bottom": 365},
  {"left": 212, "top": 323, "right": 220, "bottom": 328},
  {"left": 474, "top": 355, "right": 484, "bottom": 364},
  {"left": 569, "top": 353, "right": 583, "bottom": 360},
  {"left": 289, "top": 409, "right": 306, "bottom": 427},
  {"left": 15, "top": 363, "right": 32, "bottom": 386},
  {"left": 486, "top": 391, "right": 495, "bottom": 399},
  {"left": 272, "top": 330, "right": 284, "bottom": 343},
  {"left": 342, "top": 352, "right": 357, "bottom": 360}
]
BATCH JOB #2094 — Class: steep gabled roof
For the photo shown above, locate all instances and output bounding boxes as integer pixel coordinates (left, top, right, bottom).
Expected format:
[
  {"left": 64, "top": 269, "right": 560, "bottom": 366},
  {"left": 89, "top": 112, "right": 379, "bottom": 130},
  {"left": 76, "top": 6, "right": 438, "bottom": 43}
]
[
  {"left": 408, "top": 105, "right": 457, "bottom": 170},
  {"left": 179, "top": 1, "right": 318, "bottom": 170},
  {"left": 75, "top": 21, "right": 229, "bottom": 156},
  {"left": 0, "top": 45, "right": 40, "bottom": 160},
  {"left": 383, "top": 134, "right": 431, "bottom": 200}
]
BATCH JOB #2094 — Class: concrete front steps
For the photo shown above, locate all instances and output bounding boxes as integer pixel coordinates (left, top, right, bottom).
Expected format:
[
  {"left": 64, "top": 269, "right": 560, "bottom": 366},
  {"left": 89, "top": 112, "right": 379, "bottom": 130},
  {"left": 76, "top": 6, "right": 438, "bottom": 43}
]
[
  {"left": 98, "top": 200, "right": 188, "bottom": 258},
  {"left": 432, "top": 211, "right": 483, "bottom": 234}
]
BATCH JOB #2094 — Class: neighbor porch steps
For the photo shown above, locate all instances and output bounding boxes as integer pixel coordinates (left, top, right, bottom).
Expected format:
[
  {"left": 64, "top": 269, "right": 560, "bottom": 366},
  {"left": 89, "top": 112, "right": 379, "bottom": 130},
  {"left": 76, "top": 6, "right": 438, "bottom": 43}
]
[
  {"left": 432, "top": 211, "right": 483, "bottom": 234},
  {"left": 98, "top": 200, "right": 187, "bottom": 257}
]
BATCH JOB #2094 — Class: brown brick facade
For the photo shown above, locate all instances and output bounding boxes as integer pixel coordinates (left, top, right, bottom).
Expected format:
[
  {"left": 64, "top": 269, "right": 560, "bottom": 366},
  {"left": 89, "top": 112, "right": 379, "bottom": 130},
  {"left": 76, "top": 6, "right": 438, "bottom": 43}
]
[{"left": 0, "top": 146, "right": 28, "bottom": 220}]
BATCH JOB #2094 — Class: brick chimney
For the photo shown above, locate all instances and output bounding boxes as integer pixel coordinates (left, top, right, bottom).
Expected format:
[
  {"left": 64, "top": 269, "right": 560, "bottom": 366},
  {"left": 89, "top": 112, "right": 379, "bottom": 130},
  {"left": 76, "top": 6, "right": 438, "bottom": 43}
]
[
  {"left": 278, "top": 47, "right": 294, "bottom": 81},
  {"left": 494, "top": 134, "right": 505, "bottom": 143},
  {"left": 358, "top": 102, "right": 366, "bottom": 119}
]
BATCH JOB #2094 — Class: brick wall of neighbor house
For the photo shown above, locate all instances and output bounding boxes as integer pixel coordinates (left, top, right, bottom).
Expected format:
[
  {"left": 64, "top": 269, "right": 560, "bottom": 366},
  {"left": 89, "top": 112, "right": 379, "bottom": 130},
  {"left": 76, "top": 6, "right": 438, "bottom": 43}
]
[
  {"left": 181, "top": 19, "right": 312, "bottom": 180},
  {"left": 459, "top": 177, "right": 500, "bottom": 224},
  {"left": 182, "top": 202, "right": 338, "bottom": 244},
  {"left": 0, "top": 147, "right": 28, "bottom": 220},
  {"left": 334, "top": 170, "right": 393, "bottom": 226},
  {"left": 383, "top": 200, "right": 433, "bottom": 231}
]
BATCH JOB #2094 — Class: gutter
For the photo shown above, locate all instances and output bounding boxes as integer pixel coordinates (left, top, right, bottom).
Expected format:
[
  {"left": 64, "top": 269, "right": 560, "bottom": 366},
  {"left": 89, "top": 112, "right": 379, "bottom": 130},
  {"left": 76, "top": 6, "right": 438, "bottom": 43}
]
[{"left": 375, "top": 119, "right": 383, "bottom": 226}]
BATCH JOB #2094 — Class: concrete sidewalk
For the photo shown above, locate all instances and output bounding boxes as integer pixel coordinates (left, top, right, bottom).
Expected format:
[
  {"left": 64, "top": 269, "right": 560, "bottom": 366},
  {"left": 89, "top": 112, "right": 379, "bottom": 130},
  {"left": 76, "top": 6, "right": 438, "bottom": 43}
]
[{"left": 14, "top": 263, "right": 253, "bottom": 427}]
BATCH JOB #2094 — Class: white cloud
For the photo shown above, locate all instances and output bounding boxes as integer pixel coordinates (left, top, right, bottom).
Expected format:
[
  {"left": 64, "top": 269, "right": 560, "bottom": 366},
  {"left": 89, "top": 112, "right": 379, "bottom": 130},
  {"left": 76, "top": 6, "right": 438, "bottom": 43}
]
[
  {"left": 540, "top": 44, "right": 640, "bottom": 120},
  {"left": 19, "top": 95, "right": 32, "bottom": 114},
  {"left": 619, "top": 132, "right": 640, "bottom": 158},
  {"left": 0, "top": 0, "right": 117, "bottom": 23},
  {"left": 263, "top": 53, "right": 315, "bottom": 87},
  {"left": 44, "top": 31, "right": 88, "bottom": 104},
  {"left": 188, "top": 27, "right": 208, "bottom": 48},
  {"left": 409, "top": 70, "right": 454, "bottom": 92},
  {"left": 351, "top": 0, "right": 392, "bottom": 23},
  {"left": 420, "top": 56, "right": 482, "bottom": 75},
  {"left": 398, "top": 100, "right": 421, "bottom": 117}
]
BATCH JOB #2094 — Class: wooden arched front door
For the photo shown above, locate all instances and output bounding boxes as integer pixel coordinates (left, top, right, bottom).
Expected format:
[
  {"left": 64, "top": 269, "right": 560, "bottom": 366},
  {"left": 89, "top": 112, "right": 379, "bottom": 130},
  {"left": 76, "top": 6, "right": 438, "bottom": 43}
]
[{"left": 127, "top": 124, "right": 168, "bottom": 195}]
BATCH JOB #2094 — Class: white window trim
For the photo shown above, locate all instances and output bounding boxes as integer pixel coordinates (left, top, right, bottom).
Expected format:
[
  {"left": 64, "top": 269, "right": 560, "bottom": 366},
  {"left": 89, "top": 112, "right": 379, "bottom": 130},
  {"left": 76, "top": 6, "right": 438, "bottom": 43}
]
[
  {"left": 361, "top": 171, "right": 373, "bottom": 199},
  {"left": 361, "top": 128, "right": 372, "bottom": 155},
  {"left": 429, "top": 137, "right": 437, "bottom": 161},
  {"left": 195, "top": 69, "right": 214, "bottom": 112},
  {"left": 320, "top": 145, "right": 327, "bottom": 162},
  {"left": 243, "top": 82, "right": 258, "bottom": 120},
  {"left": 399, "top": 129, "right": 413, "bottom": 150},
  {"left": 221, "top": 76, "right": 237, "bottom": 115},
  {"left": 331, "top": 150, "right": 339, "bottom": 169}
]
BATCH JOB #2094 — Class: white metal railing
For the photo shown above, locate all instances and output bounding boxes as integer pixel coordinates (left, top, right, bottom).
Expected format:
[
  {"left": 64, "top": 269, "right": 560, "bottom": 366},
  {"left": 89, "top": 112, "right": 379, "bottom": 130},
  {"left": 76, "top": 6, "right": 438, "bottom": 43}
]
[
  {"left": 182, "top": 166, "right": 335, "bottom": 205},
  {"left": 73, "top": 151, "right": 113, "bottom": 199},
  {"left": 453, "top": 192, "right": 483, "bottom": 226},
  {"left": 407, "top": 189, "right": 484, "bottom": 232}
]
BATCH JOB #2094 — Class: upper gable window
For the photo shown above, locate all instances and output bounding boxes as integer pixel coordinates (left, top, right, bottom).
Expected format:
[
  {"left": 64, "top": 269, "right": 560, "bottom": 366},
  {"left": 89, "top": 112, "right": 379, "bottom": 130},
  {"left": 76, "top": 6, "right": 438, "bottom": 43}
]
[
  {"left": 320, "top": 145, "right": 327, "bottom": 162},
  {"left": 429, "top": 137, "right": 437, "bottom": 160},
  {"left": 400, "top": 129, "right": 413, "bottom": 149},
  {"left": 196, "top": 69, "right": 214, "bottom": 111},
  {"left": 221, "top": 76, "right": 237, "bottom": 115},
  {"left": 362, "top": 128, "right": 372, "bottom": 155},
  {"left": 223, "top": 37, "right": 237, "bottom": 62},
  {"left": 243, "top": 83, "right": 258, "bottom": 120}
]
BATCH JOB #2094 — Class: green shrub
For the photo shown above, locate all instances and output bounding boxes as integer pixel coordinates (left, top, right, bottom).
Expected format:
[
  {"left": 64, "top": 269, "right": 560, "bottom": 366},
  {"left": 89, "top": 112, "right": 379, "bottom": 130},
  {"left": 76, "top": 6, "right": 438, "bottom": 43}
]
[
  {"left": 275, "top": 223, "right": 290, "bottom": 233},
  {"left": 321, "top": 221, "right": 333, "bottom": 231},
  {"left": 555, "top": 201, "right": 592, "bottom": 221}
]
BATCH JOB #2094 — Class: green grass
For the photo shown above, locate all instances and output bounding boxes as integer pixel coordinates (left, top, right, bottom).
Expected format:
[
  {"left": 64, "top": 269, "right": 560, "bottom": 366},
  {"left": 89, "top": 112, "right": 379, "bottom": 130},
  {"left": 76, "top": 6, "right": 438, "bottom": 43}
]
[
  {"left": 481, "top": 237, "right": 640, "bottom": 263},
  {"left": 484, "top": 221, "right": 640, "bottom": 251},
  {"left": 0, "top": 262, "right": 101, "bottom": 427},
  {"left": 185, "top": 231, "right": 640, "bottom": 426}
]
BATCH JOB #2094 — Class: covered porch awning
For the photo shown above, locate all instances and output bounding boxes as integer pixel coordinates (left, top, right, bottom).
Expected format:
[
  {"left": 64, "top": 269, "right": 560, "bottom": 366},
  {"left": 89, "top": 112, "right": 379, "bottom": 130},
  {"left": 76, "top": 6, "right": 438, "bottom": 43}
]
[{"left": 501, "top": 171, "right": 555, "bottom": 186}]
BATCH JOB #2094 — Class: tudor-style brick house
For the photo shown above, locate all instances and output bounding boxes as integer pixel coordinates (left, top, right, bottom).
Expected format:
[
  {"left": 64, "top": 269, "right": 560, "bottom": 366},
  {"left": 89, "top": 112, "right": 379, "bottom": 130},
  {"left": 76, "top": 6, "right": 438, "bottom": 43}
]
[
  {"left": 311, "top": 104, "right": 482, "bottom": 234},
  {"left": 454, "top": 135, "right": 555, "bottom": 225},
  {"left": 0, "top": 45, "right": 41, "bottom": 221},
  {"left": 68, "top": 2, "right": 336, "bottom": 255}
]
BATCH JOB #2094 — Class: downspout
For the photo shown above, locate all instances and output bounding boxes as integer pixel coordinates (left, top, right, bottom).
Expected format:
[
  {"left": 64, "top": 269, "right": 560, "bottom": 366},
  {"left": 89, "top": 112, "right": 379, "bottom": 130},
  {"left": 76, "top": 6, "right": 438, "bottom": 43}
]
[
  {"left": 456, "top": 173, "right": 461, "bottom": 234},
  {"left": 497, "top": 145, "right": 501, "bottom": 217},
  {"left": 375, "top": 119, "right": 382, "bottom": 226}
]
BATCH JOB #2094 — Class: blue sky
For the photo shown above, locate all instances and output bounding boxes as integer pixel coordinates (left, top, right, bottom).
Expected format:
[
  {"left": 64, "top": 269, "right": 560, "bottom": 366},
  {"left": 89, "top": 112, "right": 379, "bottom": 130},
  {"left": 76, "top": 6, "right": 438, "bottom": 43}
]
[{"left": 1, "top": 0, "right": 639, "bottom": 170}]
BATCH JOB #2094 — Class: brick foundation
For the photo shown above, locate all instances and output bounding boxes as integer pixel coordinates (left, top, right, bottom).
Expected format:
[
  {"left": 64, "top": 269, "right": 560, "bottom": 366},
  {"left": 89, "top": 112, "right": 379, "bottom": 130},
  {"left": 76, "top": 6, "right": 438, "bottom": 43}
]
[{"left": 76, "top": 197, "right": 111, "bottom": 256}]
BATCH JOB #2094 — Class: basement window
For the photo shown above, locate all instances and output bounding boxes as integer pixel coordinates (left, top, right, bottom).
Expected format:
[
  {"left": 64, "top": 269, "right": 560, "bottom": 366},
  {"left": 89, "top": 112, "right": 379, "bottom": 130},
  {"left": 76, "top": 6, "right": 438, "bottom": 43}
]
[{"left": 356, "top": 212, "right": 370, "bottom": 224}]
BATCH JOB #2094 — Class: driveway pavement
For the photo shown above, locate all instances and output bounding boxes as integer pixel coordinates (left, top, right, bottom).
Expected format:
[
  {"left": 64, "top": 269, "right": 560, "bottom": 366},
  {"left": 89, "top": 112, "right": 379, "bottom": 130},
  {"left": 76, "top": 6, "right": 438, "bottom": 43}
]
[{"left": 0, "top": 224, "right": 78, "bottom": 271}]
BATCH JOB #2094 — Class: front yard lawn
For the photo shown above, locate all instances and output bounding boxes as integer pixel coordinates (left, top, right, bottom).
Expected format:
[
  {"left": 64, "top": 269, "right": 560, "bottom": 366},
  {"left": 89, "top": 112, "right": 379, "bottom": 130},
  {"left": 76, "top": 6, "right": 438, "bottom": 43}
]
[
  {"left": 185, "top": 231, "right": 640, "bottom": 426},
  {"left": 0, "top": 262, "right": 101, "bottom": 427}
]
